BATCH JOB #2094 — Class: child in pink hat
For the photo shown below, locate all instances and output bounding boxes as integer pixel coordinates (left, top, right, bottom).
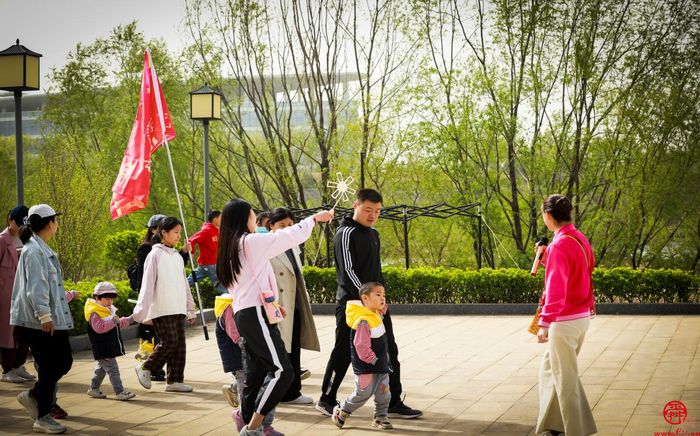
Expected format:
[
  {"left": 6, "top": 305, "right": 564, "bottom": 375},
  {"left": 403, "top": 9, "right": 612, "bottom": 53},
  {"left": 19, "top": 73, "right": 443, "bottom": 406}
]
[{"left": 84, "top": 282, "right": 135, "bottom": 400}]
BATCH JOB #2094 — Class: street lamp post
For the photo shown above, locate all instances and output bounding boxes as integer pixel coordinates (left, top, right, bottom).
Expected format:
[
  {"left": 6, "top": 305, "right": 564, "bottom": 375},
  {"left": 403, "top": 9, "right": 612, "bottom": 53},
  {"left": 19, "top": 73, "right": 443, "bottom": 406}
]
[
  {"left": 0, "top": 39, "right": 42, "bottom": 205},
  {"left": 189, "top": 83, "right": 223, "bottom": 218}
]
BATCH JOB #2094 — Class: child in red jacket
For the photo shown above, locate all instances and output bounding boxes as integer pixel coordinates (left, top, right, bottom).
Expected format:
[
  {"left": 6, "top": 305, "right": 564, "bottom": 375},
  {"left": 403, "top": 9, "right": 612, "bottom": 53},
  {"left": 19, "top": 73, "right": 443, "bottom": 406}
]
[{"left": 187, "top": 210, "right": 225, "bottom": 293}]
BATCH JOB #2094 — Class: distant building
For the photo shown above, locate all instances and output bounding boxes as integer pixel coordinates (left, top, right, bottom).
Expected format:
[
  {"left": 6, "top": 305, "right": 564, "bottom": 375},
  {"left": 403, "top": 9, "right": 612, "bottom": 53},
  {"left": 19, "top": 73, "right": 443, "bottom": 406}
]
[
  {"left": 0, "top": 91, "right": 47, "bottom": 138},
  {"left": 0, "top": 72, "right": 364, "bottom": 137}
]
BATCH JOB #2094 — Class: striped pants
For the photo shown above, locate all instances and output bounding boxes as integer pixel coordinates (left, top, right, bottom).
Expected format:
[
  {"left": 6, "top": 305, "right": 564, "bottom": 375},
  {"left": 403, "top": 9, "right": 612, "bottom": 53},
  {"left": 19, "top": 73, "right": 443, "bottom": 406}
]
[
  {"left": 235, "top": 306, "right": 294, "bottom": 424},
  {"left": 143, "top": 314, "right": 187, "bottom": 384}
]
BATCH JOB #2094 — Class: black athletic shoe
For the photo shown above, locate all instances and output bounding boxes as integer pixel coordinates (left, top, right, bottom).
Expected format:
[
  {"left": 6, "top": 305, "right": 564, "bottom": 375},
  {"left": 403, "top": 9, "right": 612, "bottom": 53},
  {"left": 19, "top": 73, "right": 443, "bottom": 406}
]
[
  {"left": 315, "top": 399, "right": 338, "bottom": 417},
  {"left": 150, "top": 370, "right": 166, "bottom": 382},
  {"left": 387, "top": 399, "right": 423, "bottom": 419}
]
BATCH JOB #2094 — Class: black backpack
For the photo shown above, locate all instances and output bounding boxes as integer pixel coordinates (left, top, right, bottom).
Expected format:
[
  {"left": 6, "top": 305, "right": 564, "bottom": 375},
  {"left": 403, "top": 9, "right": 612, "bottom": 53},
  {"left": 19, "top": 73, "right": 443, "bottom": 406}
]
[{"left": 127, "top": 262, "right": 140, "bottom": 292}]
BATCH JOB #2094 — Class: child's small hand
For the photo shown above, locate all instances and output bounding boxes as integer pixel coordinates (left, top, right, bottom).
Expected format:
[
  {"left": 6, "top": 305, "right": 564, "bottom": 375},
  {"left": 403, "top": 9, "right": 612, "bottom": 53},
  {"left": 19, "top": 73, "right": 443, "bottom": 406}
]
[
  {"left": 378, "top": 303, "right": 388, "bottom": 316},
  {"left": 113, "top": 314, "right": 121, "bottom": 322},
  {"left": 280, "top": 306, "right": 287, "bottom": 318}
]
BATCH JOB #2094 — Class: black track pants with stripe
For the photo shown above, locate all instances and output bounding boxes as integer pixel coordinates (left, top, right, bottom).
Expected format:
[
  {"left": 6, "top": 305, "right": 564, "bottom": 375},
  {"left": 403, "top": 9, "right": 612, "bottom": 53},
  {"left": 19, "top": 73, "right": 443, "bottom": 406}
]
[{"left": 235, "top": 306, "right": 294, "bottom": 423}]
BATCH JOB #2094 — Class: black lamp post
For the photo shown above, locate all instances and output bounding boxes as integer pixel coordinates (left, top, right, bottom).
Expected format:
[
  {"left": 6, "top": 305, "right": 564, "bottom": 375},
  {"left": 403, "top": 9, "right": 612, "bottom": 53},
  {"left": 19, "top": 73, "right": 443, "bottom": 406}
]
[
  {"left": 0, "top": 39, "right": 42, "bottom": 205},
  {"left": 189, "top": 83, "right": 223, "bottom": 218}
]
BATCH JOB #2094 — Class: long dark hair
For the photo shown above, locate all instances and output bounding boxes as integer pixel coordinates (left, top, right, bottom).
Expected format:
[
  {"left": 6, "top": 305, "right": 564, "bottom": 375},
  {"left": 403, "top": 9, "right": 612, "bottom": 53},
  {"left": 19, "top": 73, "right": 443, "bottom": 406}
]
[
  {"left": 542, "top": 194, "right": 573, "bottom": 222},
  {"left": 151, "top": 216, "right": 182, "bottom": 245},
  {"left": 143, "top": 227, "right": 158, "bottom": 245},
  {"left": 19, "top": 215, "right": 56, "bottom": 244},
  {"left": 217, "top": 199, "right": 254, "bottom": 288},
  {"left": 267, "top": 207, "right": 295, "bottom": 230}
]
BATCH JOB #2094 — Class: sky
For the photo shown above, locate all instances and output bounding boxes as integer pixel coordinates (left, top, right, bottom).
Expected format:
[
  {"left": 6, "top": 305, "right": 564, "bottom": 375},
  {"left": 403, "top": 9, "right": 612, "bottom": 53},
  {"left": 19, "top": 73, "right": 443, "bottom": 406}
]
[{"left": 0, "top": 0, "right": 186, "bottom": 89}]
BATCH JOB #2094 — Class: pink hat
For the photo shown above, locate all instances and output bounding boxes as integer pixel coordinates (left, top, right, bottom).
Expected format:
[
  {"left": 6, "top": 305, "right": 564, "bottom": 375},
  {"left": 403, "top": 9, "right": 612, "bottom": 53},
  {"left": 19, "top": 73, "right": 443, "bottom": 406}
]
[{"left": 93, "top": 282, "right": 118, "bottom": 296}]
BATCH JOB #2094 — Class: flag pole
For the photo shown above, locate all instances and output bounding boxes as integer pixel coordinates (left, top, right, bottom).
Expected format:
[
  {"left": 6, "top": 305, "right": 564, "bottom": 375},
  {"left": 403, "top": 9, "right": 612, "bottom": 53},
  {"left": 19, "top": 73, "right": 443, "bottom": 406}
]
[{"left": 148, "top": 50, "right": 209, "bottom": 340}]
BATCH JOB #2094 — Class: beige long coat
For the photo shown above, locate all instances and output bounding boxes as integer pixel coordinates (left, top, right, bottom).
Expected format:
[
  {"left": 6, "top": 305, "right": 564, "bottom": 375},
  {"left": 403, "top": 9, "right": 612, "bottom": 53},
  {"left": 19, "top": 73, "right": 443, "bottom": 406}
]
[{"left": 269, "top": 246, "right": 320, "bottom": 354}]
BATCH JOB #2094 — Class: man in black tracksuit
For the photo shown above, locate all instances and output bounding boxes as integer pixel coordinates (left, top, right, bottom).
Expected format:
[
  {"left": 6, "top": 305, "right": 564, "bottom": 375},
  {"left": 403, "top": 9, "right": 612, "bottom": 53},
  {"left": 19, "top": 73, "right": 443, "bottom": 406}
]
[{"left": 316, "top": 189, "right": 422, "bottom": 419}]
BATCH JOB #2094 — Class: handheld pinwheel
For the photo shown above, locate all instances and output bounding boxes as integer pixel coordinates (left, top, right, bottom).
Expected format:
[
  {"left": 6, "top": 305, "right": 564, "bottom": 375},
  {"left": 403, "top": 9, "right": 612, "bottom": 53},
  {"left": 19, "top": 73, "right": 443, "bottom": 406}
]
[{"left": 313, "top": 172, "right": 355, "bottom": 263}]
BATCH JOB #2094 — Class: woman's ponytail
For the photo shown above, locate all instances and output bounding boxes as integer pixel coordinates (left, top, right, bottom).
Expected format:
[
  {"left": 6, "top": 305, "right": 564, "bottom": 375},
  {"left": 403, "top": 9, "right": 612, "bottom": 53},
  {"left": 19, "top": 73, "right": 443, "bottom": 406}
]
[
  {"left": 542, "top": 194, "right": 573, "bottom": 223},
  {"left": 19, "top": 223, "right": 33, "bottom": 244},
  {"left": 19, "top": 215, "right": 56, "bottom": 244}
]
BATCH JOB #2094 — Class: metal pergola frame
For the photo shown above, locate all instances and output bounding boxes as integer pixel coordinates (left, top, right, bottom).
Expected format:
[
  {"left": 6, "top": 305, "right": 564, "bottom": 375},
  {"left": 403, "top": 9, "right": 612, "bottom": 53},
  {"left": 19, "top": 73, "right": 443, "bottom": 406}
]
[{"left": 277, "top": 202, "right": 482, "bottom": 269}]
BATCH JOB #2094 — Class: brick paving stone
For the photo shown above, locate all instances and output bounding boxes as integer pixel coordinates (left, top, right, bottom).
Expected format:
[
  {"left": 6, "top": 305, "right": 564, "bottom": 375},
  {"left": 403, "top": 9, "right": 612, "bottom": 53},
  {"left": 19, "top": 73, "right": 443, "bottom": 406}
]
[{"left": 1, "top": 315, "right": 698, "bottom": 435}]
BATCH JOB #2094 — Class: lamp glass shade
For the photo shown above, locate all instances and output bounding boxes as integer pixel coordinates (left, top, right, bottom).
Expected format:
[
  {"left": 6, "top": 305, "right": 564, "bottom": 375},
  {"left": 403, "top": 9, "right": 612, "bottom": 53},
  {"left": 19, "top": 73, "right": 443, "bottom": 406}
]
[
  {"left": 213, "top": 94, "right": 221, "bottom": 119},
  {"left": 25, "top": 55, "right": 39, "bottom": 89},
  {"left": 0, "top": 53, "right": 40, "bottom": 91},
  {"left": 191, "top": 93, "right": 214, "bottom": 119}
]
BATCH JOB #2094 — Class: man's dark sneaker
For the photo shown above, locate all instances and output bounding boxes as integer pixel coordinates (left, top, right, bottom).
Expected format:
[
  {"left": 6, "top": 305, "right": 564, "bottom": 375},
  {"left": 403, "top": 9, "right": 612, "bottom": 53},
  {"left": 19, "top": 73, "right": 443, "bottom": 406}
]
[
  {"left": 51, "top": 404, "right": 68, "bottom": 419},
  {"left": 151, "top": 370, "right": 166, "bottom": 382},
  {"left": 387, "top": 399, "right": 422, "bottom": 419},
  {"left": 315, "top": 399, "right": 338, "bottom": 417}
]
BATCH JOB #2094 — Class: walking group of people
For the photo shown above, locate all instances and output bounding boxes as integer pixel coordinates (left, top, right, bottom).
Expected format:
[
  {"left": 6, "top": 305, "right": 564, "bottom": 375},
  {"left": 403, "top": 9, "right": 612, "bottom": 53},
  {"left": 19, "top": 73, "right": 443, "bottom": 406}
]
[{"left": 1, "top": 189, "right": 597, "bottom": 436}]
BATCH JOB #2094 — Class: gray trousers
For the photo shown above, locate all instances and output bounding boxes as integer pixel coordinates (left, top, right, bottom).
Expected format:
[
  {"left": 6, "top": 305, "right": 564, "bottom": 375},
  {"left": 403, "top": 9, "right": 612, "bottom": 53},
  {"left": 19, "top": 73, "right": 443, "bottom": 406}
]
[
  {"left": 232, "top": 369, "right": 275, "bottom": 427},
  {"left": 90, "top": 358, "right": 124, "bottom": 394},
  {"left": 340, "top": 373, "right": 391, "bottom": 417}
]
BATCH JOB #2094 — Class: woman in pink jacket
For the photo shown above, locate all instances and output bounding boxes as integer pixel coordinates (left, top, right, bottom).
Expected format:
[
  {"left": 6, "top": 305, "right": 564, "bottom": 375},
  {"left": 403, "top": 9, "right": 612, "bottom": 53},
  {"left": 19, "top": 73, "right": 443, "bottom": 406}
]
[
  {"left": 535, "top": 194, "right": 597, "bottom": 436},
  {"left": 216, "top": 199, "right": 333, "bottom": 436},
  {"left": 0, "top": 205, "right": 35, "bottom": 383}
]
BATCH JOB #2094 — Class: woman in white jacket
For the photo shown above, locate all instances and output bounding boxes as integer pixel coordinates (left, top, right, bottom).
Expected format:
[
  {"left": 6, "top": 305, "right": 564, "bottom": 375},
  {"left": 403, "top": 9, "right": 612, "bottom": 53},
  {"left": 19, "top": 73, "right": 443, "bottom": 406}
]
[{"left": 217, "top": 199, "right": 333, "bottom": 436}]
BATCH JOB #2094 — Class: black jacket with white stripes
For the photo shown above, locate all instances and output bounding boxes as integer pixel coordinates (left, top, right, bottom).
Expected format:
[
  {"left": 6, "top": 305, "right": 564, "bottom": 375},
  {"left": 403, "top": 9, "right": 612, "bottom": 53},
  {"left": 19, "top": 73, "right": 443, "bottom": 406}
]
[{"left": 333, "top": 216, "right": 385, "bottom": 302}]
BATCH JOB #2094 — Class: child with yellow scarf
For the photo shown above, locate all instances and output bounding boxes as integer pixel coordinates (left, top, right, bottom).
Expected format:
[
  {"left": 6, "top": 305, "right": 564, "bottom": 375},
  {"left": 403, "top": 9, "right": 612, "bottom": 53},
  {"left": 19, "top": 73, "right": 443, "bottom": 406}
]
[{"left": 84, "top": 282, "right": 135, "bottom": 400}]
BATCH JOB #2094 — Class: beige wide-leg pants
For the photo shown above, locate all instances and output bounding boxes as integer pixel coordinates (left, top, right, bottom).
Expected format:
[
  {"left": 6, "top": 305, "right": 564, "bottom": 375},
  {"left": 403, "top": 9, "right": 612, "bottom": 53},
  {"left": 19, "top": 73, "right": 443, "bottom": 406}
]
[{"left": 536, "top": 317, "right": 597, "bottom": 436}]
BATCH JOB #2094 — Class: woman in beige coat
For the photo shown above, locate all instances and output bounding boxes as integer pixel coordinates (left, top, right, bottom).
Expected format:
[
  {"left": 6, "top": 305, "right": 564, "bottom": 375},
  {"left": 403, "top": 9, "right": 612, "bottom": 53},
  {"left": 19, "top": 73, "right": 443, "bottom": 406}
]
[{"left": 268, "top": 208, "right": 321, "bottom": 405}]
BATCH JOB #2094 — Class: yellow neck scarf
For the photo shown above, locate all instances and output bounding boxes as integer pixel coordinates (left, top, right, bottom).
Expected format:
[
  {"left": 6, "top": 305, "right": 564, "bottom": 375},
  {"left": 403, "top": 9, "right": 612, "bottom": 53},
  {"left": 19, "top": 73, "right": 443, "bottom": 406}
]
[
  {"left": 84, "top": 299, "right": 113, "bottom": 321},
  {"left": 215, "top": 295, "right": 234, "bottom": 318}
]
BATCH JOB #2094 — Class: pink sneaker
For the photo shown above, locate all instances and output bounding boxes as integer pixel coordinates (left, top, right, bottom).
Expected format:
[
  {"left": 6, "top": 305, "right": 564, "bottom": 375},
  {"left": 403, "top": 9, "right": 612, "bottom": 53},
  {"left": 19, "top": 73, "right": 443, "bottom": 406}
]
[
  {"left": 232, "top": 409, "right": 245, "bottom": 432},
  {"left": 263, "top": 426, "right": 285, "bottom": 436}
]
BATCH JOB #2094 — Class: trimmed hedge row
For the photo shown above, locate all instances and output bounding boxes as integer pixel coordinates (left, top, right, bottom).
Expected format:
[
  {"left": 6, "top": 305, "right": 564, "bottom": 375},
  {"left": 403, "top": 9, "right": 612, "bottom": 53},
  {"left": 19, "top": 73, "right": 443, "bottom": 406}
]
[
  {"left": 63, "top": 267, "right": 697, "bottom": 336},
  {"left": 303, "top": 267, "right": 700, "bottom": 304}
]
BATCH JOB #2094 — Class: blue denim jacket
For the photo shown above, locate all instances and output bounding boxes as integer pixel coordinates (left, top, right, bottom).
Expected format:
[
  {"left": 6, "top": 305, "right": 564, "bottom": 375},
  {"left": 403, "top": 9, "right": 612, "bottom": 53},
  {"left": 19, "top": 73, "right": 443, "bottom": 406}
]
[{"left": 10, "top": 235, "right": 74, "bottom": 330}]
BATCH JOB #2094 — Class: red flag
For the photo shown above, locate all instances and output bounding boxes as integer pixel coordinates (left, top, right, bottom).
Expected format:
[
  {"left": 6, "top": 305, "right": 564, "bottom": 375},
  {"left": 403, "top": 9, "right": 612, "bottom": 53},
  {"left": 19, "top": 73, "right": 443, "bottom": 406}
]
[{"left": 110, "top": 51, "right": 176, "bottom": 219}]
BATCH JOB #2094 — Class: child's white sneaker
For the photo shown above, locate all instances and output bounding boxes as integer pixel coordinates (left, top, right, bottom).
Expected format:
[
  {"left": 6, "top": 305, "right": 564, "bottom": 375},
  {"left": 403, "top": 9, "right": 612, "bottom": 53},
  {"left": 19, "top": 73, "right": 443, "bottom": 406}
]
[
  {"left": 372, "top": 415, "right": 393, "bottom": 430},
  {"left": 134, "top": 364, "right": 151, "bottom": 389},
  {"left": 332, "top": 405, "right": 350, "bottom": 429},
  {"left": 86, "top": 388, "right": 106, "bottom": 398},
  {"left": 13, "top": 365, "right": 36, "bottom": 380},
  {"left": 115, "top": 390, "right": 136, "bottom": 401},
  {"left": 165, "top": 382, "right": 193, "bottom": 392},
  {"left": 222, "top": 384, "right": 240, "bottom": 407}
]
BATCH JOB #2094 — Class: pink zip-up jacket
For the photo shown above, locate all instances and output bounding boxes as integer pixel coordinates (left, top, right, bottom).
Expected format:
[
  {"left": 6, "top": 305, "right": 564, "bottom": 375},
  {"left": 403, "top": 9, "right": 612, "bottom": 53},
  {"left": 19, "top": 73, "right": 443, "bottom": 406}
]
[
  {"left": 89, "top": 312, "right": 132, "bottom": 334},
  {"left": 538, "top": 223, "right": 595, "bottom": 328},
  {"left": 229, "top": 217, "right": 316, "bottom": 313}
]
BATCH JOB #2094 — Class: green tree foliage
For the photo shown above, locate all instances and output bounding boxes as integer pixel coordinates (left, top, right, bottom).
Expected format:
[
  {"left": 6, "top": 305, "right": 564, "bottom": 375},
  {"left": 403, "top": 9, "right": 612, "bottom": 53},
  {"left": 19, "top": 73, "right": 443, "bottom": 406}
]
[
  {"left": 103, "top": 229, "right": 146, "bottom": 271},
  {"left": 23, "top": 2, "right": 700, "bottom": 279}
]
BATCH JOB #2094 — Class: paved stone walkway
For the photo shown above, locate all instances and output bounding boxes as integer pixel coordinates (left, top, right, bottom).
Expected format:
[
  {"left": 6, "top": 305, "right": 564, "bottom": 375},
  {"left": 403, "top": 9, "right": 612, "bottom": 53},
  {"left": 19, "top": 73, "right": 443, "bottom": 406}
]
[{"left": 1, "top": 315, "right": 698, "bottom": 435}]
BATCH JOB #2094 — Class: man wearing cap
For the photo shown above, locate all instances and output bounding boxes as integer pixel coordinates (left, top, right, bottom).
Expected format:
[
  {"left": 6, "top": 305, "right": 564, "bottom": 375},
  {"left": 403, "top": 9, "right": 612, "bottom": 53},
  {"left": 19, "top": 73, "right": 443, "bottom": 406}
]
[
  {"left": 10, "top": 204, "right": 79, "bottom": 434},
  {"left": 1, "top": 205, "right": 37, "bottom": 384}
]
